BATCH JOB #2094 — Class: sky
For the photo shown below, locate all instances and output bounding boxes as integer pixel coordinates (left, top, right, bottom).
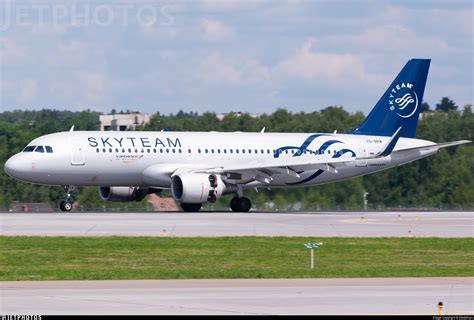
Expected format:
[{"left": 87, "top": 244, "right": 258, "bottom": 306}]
[{"left": 0, "top": 0, "right": 472, "bottom": 115}]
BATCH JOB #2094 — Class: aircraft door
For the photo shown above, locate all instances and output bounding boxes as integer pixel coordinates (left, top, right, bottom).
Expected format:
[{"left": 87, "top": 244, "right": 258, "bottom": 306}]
[
  {"left": 356, "top": 147, "right": 367, "bottom": 167},
  {"left": 71, "top": 142, "right": 85, "bottom": 166}
]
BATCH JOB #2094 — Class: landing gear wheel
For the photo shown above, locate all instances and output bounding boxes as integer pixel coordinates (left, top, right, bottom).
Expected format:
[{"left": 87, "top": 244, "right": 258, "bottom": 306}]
[
  {"left": 59, "top": 200, "right": 73, "bottom": 212},
  {"left": 59, "top": 185, "right": 75, "bottom": 212},
  {"left": 230, "top": 197, "right": 252, "bottom": 212},
  {"left": 230, "top": 197, "right": 239, "bottom": 211},
  {"left": 181, "top": 202, "right": 202, "bottom": 212}
]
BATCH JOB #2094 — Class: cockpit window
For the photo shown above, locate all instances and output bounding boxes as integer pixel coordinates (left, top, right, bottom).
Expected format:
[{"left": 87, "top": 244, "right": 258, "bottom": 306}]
[
  {"left": 23, "top": 146, "right": 35, "bottom": 152},
  {"left": 34, "top": 146, "right": 45, "bottom": 153},
  {"left": 45, "top": 146, "right": 53, "bottom": 153}
]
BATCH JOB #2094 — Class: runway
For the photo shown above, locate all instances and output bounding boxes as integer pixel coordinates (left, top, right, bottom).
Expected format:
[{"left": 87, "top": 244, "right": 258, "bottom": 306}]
[
  {"left": 1, "top": 211, "right": 472, "bottom": 237},
  {"left": 1, "top": 277, "right": 471, "bottom": 315}
]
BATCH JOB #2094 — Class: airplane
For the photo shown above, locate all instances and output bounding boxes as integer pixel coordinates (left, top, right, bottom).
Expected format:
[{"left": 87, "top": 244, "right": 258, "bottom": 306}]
[{"left": 3, "top": 59, "right": 471, "bottom": 212}]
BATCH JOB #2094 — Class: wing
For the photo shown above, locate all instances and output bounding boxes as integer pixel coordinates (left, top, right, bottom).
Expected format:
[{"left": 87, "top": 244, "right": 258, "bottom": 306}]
[
  {"left": 171, "top": 154, "right": 355, "bottom": 185},
  {"left": 170, "top": 138, "right": 471, "bottom": 186}
]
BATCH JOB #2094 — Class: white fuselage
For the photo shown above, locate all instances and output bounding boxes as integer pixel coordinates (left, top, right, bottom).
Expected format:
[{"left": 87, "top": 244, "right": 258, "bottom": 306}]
[{"left": 5, "top": 131, "right": 437, "bottom": 190}]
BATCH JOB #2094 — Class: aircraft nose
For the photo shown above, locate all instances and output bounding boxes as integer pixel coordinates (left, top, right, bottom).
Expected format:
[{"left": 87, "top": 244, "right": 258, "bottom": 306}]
[{"left": 4, "top": 154, "right": 28, "bottom": 178}]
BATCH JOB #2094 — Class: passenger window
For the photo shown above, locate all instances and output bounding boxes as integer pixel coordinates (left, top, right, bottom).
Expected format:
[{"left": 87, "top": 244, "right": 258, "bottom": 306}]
[
  {"left": 23, "top": 146, "right": 35, "bottom": 152},
  {"left": 96, "top": 148, "right": 100, "bottom": 153},
  {"left": 45, "top": 146, "right": 53, "bottom": 153},
  {"left": 242, "top": 149, "right": 245, "bottom": 154},
  {"left": 236, "top": 149, "right": 239, "bottom": 154},
  {"left": 35, "top": 146, "right": 45, "bottom": 153}
]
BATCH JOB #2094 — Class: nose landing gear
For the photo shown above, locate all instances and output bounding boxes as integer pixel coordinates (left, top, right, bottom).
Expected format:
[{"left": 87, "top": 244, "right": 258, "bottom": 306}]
[{"left": 59, "top": 185, "right": 75, "bottom": 212}]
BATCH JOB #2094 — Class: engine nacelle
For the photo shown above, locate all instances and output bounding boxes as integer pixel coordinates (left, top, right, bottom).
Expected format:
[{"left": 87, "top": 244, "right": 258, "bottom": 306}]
[
  {"left": 99, "top": 186, "right": 151, "bottom": 202},
  {"left": 171, "top": 173, "right": 225, "bottom": 203}
]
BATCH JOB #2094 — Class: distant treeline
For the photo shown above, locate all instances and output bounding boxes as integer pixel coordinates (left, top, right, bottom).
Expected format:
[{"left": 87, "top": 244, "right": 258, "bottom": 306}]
[{"left": 0, "top": 98, "right": 472, "bottom": 211}]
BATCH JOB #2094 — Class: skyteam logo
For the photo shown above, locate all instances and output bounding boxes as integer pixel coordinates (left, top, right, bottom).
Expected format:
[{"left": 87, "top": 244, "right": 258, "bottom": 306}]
[{"left": 389, "top": 82, "right": 418, "bottom": 118}]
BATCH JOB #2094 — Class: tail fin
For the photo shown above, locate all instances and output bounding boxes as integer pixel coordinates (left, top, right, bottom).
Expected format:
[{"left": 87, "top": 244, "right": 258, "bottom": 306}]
[{"left": 351, "top": 59, "right": 430, "bottom": 138}]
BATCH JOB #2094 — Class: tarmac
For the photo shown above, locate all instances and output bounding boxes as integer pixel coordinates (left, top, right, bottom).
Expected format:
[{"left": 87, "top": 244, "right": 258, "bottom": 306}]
[
  {"left": 0, "top": 211, "right": 473, "bottom": 237},
  {"left": 1, "top": 211, "right": 472, "bottom": 315},
  {"left": 1, "top": 277, "right": 472, "bottom": 315}
]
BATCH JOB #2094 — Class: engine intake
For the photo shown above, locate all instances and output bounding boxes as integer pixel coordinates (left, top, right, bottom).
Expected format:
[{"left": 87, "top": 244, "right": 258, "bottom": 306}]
[
  {"left": 99, "top": 186, "right": 157, "bottom": 202},
  {"left": 171, "top": 173, "right": 225, "bottom": 203}
]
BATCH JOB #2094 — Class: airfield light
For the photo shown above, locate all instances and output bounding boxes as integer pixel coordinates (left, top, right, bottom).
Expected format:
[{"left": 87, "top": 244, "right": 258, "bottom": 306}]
[
  {"left": 437, "top": 301, "right": 444, "bottom": 315},
  {"left": 304, "top": 242, "right": 323, "bottom": 269}
]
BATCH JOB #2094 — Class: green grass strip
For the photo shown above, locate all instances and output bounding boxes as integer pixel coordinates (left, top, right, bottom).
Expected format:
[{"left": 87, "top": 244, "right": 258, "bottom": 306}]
[{"left": 0, "top": 236, "right": 473, "bottom": 280}]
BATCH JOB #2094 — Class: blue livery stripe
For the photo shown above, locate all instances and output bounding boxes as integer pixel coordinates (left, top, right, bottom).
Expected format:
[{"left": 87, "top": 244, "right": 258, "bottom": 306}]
[
  {"left": 285, "top": 169, "right": 324, "bottom": 185},
  {"left": 332, "top": 149, "right": 356, "bottom": 158}
]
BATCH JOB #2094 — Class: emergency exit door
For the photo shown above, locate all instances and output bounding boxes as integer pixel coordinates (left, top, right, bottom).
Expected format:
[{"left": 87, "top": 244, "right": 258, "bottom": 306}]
[{"left": 356, "top": 147, "right": 367, "bottom": 167}]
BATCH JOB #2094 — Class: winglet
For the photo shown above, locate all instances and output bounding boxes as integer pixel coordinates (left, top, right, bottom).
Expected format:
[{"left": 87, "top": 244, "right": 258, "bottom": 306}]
[
  {"left": 378, "top": 126, "right": 403, "bottom": 157},
  {"left": 357, "top": 126, "right": 403, "bottom": 160},
  {"left": 69, "top": 125, "right": 75, "bottom": 132}
]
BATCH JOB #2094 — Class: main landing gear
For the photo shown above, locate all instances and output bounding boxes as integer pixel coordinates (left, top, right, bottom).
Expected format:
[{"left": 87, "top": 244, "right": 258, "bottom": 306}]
[
  {"left": 230, "top": 196, "right": 251, "bottom": 212},
  {"left": 59, "top": 185, "right": 74, "bottom": 212},
  {"left": 181, "top": 202, "right": 202, "bottom": 212}
]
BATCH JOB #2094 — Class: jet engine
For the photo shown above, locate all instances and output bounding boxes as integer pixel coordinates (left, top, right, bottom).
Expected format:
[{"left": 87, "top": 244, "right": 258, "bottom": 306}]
[
  {"left": 99, "top": 186, "right": 159, "bottom": 202},
  {"left": 171, "top": 173, "right": 225, "bottom": 203}
]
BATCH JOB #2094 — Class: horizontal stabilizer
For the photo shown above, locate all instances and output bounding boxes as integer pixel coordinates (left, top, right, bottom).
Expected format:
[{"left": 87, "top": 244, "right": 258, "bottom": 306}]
[{"left": 393, "top": 140, "right": 471, "bottom": 154}]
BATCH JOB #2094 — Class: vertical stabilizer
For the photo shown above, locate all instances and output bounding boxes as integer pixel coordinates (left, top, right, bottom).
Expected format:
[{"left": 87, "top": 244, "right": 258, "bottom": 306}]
[{"left": 351, "top": 59, "right": 430, "bottom": 138}]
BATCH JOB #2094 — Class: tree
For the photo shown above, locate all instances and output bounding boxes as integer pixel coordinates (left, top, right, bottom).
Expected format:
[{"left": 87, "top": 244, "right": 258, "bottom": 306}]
[
  {"left": 0, "top": 107, "right": 472, "bottom": 210},
  {"left": 436, "top": 97, "right": 458, "bottom": 112},
  {"left": 421, "top": 102, "right": 430, "bottom": 112}
]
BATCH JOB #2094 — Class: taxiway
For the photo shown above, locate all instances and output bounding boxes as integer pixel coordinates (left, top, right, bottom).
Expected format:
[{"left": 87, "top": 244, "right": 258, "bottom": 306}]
[{"left": 1, "top": 277, "right": 472, "bottom": 315}]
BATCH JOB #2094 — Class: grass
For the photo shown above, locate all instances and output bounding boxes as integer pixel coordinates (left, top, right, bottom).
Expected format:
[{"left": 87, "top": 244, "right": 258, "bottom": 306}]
[{"left": 0, "top": 236, "right": 473, "bottom": 280}]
